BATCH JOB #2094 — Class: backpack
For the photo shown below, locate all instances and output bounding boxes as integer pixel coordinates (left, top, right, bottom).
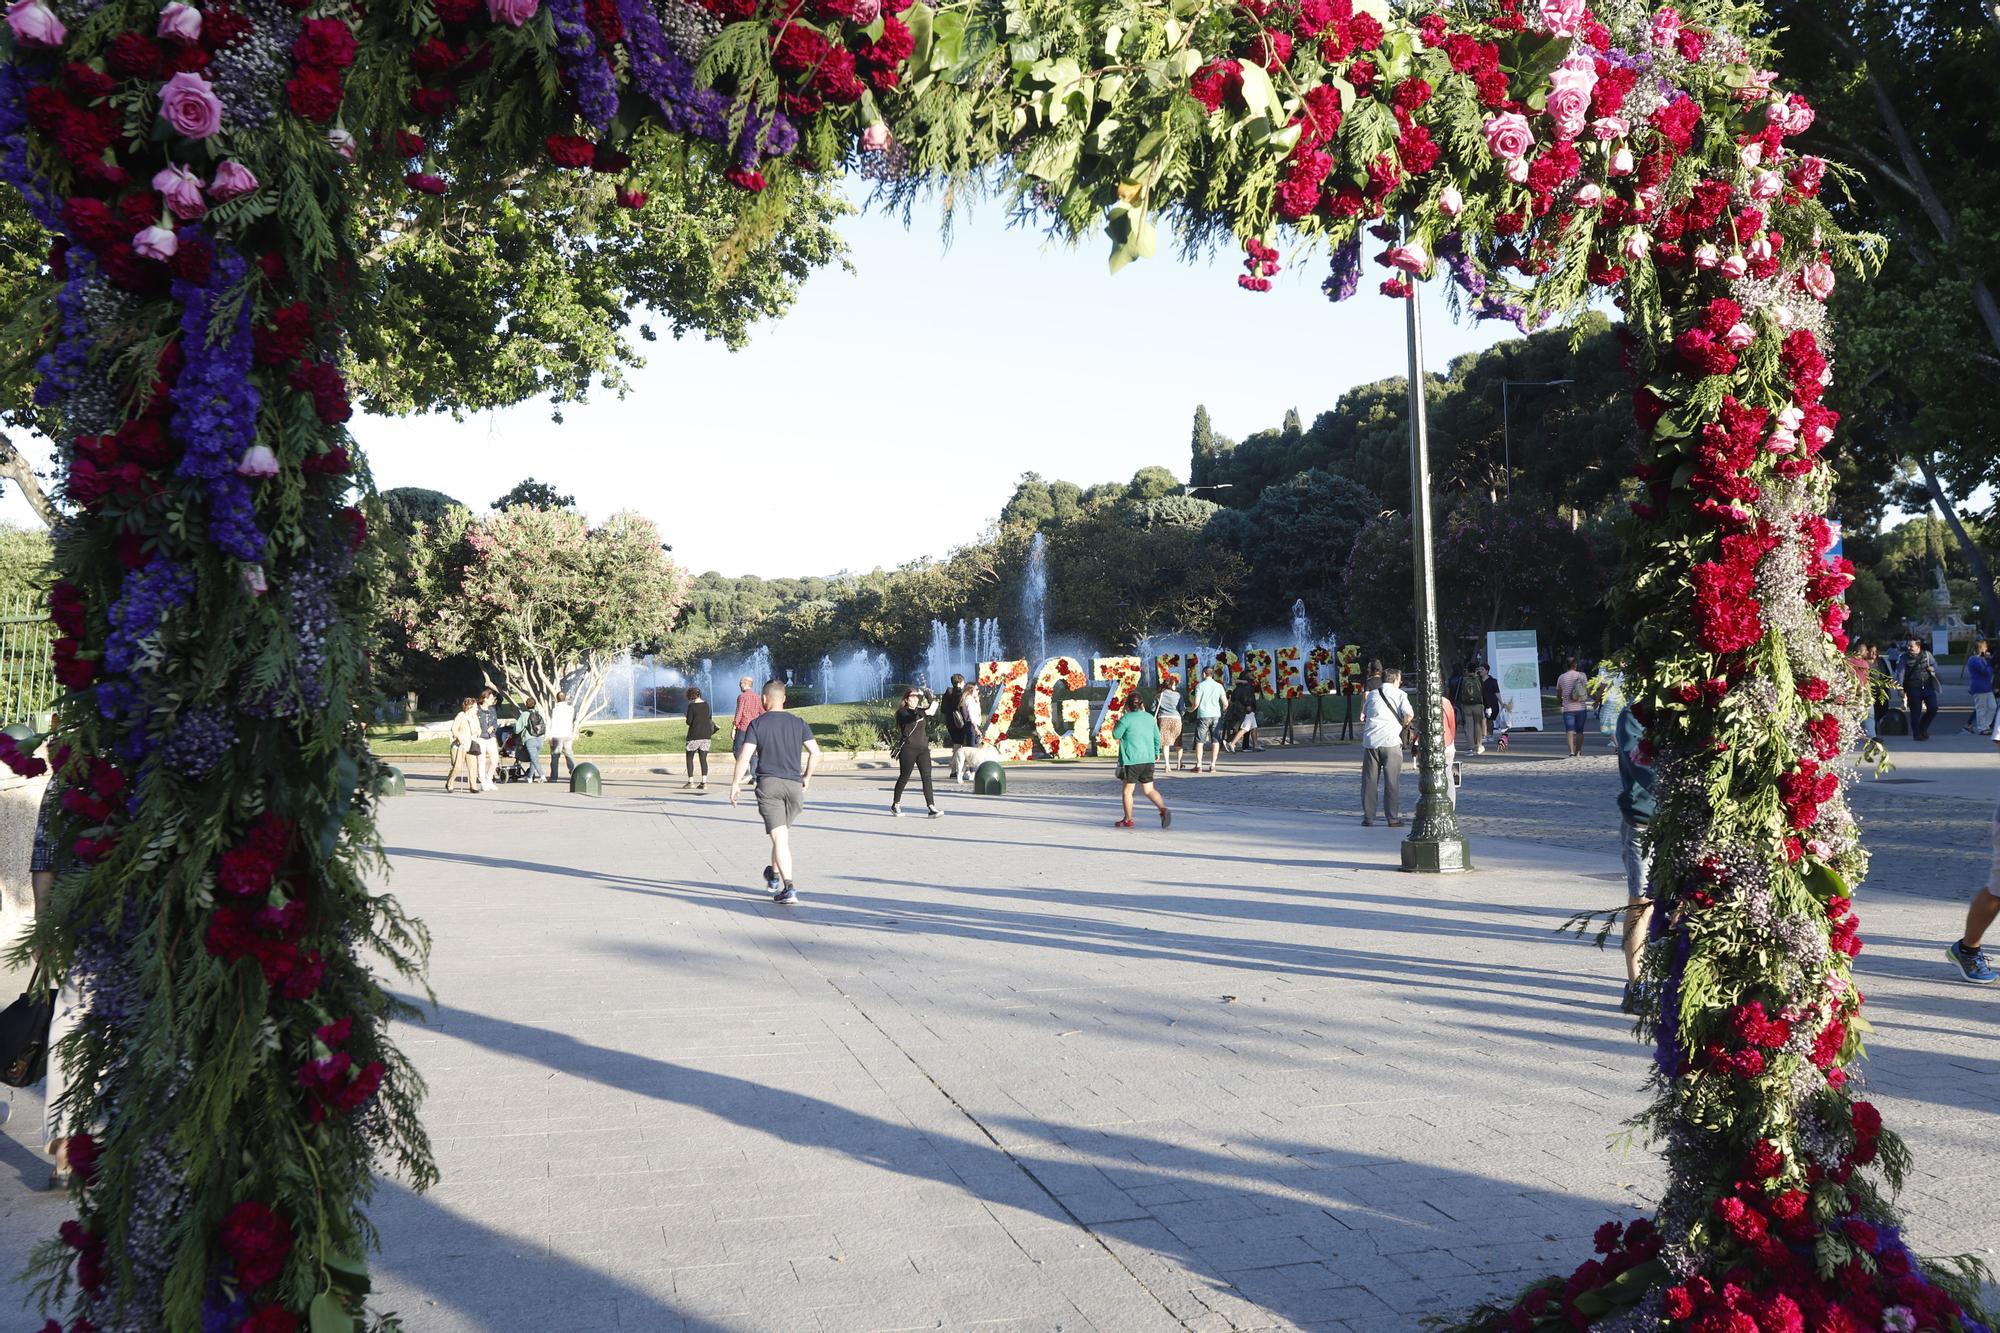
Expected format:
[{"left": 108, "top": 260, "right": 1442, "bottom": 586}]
[
  {"left": 525, "top": 710, "right": 546, "bottom": 738},
  {"left": 1456, "top": 676, "right": 1483, "bottom": 708},
  {"left": 1566, "top": 676, "right": 1589, "bottom": 705}
]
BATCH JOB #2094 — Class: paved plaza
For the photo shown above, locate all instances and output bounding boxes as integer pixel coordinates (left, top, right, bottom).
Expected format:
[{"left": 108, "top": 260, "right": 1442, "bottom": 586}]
[{"left": 3, "top": 741, "right": 1997, "bottom": 1331}]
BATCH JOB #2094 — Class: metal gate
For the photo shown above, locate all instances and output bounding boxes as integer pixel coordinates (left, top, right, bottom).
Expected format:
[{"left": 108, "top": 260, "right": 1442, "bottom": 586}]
[{"left": 0, "top": 595, "right": 53, "bottom": 729}]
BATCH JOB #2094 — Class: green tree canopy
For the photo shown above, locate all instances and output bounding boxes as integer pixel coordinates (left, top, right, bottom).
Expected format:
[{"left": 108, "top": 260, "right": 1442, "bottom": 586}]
[{"left": 492, "top": 478, "right": 577, "bottom": 511}]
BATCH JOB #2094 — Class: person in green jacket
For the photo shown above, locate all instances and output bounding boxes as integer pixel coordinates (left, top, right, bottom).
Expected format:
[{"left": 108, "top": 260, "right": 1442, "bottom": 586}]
[
  {"left": 1112, "top": 707, "right": 1171, "bottom": 829},
  {"left": 1615, "top": 705, "right": 1658, "bottom": 1013}
]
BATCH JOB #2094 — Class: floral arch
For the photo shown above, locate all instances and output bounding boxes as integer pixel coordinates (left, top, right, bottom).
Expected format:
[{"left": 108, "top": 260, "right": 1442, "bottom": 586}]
[{"left": 0, "top": 0, "right": 1989, "bottom": 1327}]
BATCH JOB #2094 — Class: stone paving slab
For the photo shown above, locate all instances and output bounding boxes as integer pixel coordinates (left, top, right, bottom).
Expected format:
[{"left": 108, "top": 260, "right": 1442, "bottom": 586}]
[{"left": 1, "top": 756, "right": 1995, "bottom": 1331}]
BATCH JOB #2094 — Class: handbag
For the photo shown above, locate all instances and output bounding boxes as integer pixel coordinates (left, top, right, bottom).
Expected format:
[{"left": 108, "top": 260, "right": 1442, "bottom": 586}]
[{"left": 0, "top": 964, "right": 55, "bottom": 1088}]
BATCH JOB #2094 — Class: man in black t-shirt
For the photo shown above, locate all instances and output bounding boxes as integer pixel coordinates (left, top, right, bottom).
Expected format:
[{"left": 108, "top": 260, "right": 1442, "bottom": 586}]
[{"left": 730, "top": 679, "right": 820, "bottom": 904}]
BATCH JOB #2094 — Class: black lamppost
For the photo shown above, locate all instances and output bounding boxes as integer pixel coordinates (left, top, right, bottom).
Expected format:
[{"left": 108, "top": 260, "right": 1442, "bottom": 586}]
[
  {"left": 1499, "top": 378, "right": 1572, "bottom": 498},
  {"left": 1400, "top": 277, "right": 1471, "bottom": 874}
]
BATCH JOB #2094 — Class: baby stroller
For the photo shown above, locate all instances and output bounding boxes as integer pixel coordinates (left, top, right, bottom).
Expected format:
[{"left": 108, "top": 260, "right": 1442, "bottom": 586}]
[{"left": 490, "top": 723, "right": 533, "bottom": 783}]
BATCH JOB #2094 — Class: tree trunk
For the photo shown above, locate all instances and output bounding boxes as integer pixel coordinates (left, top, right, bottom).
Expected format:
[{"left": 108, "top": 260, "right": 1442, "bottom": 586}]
[
  {"left": 0, "top": 437, "right": 58, "bottom": 527},
  {"left": 1916, "top": 452, "right": 2000, "bottom": 634},
  {"left": 1804, "top": 12, "right": 2000, "bottom": 359}
]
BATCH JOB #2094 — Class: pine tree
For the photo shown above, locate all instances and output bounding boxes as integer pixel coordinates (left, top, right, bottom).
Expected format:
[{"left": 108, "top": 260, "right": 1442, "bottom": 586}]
[{"left": 1282, "top": 407, "right": 1303, "bottom": 438}]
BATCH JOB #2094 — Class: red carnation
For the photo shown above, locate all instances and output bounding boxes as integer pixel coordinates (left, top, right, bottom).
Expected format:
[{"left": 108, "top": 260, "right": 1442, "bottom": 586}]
[
  {"left": 108, "top": 33, "right": 166, "bottom": 78},
  {"left": 290, "top": 359, "right": 353, "bottom": 424},
  {"left": 285, "top": 65, "right": 344, "bottom": 121},
  {"left": 410, "top": 85, "right": 456, "bottom": 114},
  {"left": 770, "top": 22, "right": 831, "bottom": 76},
  {"left": 220, "top": 1202, "right": 293, "bottom": 1290},
  {"left": 394, "top": 129, "right": 427, "bottom": 156},
  {"left": 1188, "top": 58, "right": 1242, "bottom": 113},
  {"left": 404, "top": 171, "right": 447, "bottom": 195},
  {"left": 409, "top": 38, "right": 456, "bottom": 74},
  {"left": 294, "top": 17, "right": 358, "bottom": 69},
  {"left": 242, "top": 1307, "right": 298, "bottom": 1333},
  {"left": 545, "top": 133, "right": 595, "bottom": 168}
]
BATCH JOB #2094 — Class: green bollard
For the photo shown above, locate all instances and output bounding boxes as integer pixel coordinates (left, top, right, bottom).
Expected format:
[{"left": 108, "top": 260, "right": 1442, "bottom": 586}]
[
  {"left": 373, "top": 766, "right": 406, "bottom": 798},
  {"left": 570, "top": 762, "right": 602, "bottom": 797},
  {"left": 974, "top": 760, "right": 1006, "bottom": 795}
]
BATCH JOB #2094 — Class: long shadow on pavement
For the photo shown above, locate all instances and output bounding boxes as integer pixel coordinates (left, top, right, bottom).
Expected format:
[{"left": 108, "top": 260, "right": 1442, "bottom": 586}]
[{"left": 403, "top": 999, "right": 1629, "bottom": 1329}]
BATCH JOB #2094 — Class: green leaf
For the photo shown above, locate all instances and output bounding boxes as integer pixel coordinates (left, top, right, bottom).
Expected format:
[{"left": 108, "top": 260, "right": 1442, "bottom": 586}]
[
  {"left": 1803, "top": 860, "right": 1848, "bottom": 904},
  {"left": 1164, "top": 47, "right": 1202, "bottom": 80},
  {"left": 310, "top": 1292, "right": 355, "bottom": 1333},
  {"left": 904, "top": 0, "right": 932, "bottom": 70},
  {"left": 943, "top": 11, "right": 1000, "bottom": 83},
  {"left": 928, "top": 10, "right": 964, "bottom": 73},
  {"left": 1236, "top": 59, "right": 1279, "bottom": 120}
]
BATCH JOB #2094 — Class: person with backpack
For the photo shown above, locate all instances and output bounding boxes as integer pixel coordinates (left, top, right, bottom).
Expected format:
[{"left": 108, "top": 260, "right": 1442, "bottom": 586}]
[
  {"left": 516, "top": 694, "right": 547, "bottom": 782},
  {"left": 1902, "top": 636, "right": 1940, "bottom": 741},
  {"left": 1153, "top": 678, "right": 1186, "bottom": 773},
  {"left": 1454, "top": 665, "right": 1487, "bottom": 756},
  {"left": 890, "top": 686, "right": 942, "bottom": 817},
  {"left": 1555, "top": 657, "right": 1591, "bottom": 758},
  {"left": 682, "top": 686, "right": 715, "bottom": 791}
]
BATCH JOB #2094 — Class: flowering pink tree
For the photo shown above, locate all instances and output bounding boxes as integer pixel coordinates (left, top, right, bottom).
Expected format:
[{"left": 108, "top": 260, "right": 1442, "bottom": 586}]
[
  {"left": 3, "top": 0, "right": 1988, "bottom": 1329},
  {"left": 398, "top": 506, "right": 687, "bottom": 715}
]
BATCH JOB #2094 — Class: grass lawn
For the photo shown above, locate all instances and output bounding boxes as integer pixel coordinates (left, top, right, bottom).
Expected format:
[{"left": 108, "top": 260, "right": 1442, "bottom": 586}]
[{"left": 366, "top": 702, "right": 897, "bottom": 757}]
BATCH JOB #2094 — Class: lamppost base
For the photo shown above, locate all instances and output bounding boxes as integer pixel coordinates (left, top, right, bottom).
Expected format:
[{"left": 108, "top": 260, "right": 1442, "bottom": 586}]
[{"left": 1401, "top": 836, "right": 1473, "bottom": 873}]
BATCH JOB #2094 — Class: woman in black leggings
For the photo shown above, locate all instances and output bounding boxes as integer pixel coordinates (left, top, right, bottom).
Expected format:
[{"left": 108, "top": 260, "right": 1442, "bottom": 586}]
[
  {"left": 682, "top": 686, "right": 715, "bottom": 790},
  {"left": 891, "top": 687, "right": 942, "bottom": 817}
]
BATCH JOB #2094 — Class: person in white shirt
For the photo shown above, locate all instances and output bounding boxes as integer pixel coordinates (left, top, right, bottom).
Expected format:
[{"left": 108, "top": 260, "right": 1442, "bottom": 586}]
[
  {"left": 545, "top": 691, "right": 577, "bottom": 782},
  {"left": 1360, "top": 666, "right": 1415, "bottom": 826}
]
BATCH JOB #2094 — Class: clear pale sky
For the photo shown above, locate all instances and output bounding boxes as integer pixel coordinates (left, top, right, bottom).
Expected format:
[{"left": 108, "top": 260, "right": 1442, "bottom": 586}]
[{"left": 0, "top": 192, "right": 1514, "bottom": 574}]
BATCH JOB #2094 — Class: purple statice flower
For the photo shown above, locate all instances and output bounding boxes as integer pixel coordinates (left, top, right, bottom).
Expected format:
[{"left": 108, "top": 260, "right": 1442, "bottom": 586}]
[
  {"left": 103, "top": 559, "right": 195, "bottom": 674},
  {"left": 547, "top": 0, "right": 619, "bottom": 129},
  {"left": 283, "top": 550, "right": 337, "bottom": 710},
  {"left": 1653, "top": 924, "right": 1690, "bottom": 1076},
  {"left": 1320, "top": 235, "right": 1363, "bottom": 303},
  {"left": 1435, "top": 232, "right": 1488, "bottom": 298},
  {"left": 613, "top": 0, "right": 796, "bottom": 167},
  {"left": 0, "top": 59, "right": 62, "bottom": 228},
  {"left": 34, "top": 265, "right": 94, "bottom": 411},
  {"left": 158, "top": 704, "right": 235, "bottom": 778},
  {"left": 169, "top": 246, "right": 266, "bottom": 562}
]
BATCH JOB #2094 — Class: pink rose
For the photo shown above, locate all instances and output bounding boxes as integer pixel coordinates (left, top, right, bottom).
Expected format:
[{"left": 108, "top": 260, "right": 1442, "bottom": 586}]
[
  {"left": 1574, "top": 183, "right": 1602, "bottom": 207},
  {"left": 1721, "top": 254, "right": 1748, "bottom": 279},
  {"left": 1546, "top": 86, "right": 1591, "bottom": 139},
  {"left": 133, "top": 222, "right": 178, "bottom": 260},
  {"left": 152, "top": 164, "right": 206, "bottom": 219},
  {"left": 236, "top": 444, "right": 279, "bottom": 477},
  {"left": 1723, "top": 321, "right": 1755, "bottom": 351},
  {"left": 1506, "top": 157, "right": 1529, "bottom": 184},
  {"left": 1608, "top": 145, "right": 1634, "bottom": 175},
  {"left": 1740, "top": 141, "right": 1764, "bottom": 168},
  {"left": 860, "top": 122, "right": 891, "bottom": 152},
  {"left": 1384, "top": 244, "right": 1427, "bottom": 275},
  {"left": 1538, "top": 0, "right": 1586, "bottom": 36},
  {"left": 1746, "top": 235, "right": 1774, "bottom": 263},
  {"left": 327, "top": 127, "right": 356, "bottom": 160},
  {"left": 1750, "top": 170, "right": 1782, "bottom": 201},
  {"left": 210, "top": 159, "right": 259, "bottom": 201},
  {"left": 1437, "top": 184, "right": 1462, "bottom": 217},
  {"left": 487, "top": 0, "right": 537, "bottom": 24},
  {"left": 243, "top": 565, "right": 268, "bottom": 596},
  {"left": 1482, "top": 111, "right": 1535, "bottom": 162},
  {"left": 1802, "top": 260, "right": 1835, "bottom": 301},
  {"left": 1591, "top": 116, "right": 1627, "bottom": 140},
  {"left": 1648, "top": 7, "right": 1682, "bottom": 47},
  {"left": 1622, "top": 230, "right": 1649, "bottom": 261},
  {"left": 158, "top": 71, "right": 223, "bottom": 138},
  {"left": 1767, "top": 93, "right": 1814, "bottom": 135},
  {"left": 1769, "top": 405, "right": 1803, "bottom": 451},
  {"left": 156, "top": 1, "right": 201, "bottom": 41},
  {"left": 847, "top": 0, "right": 880, "bottom": 19},
  {"left": 1693, "top": 242, "right": 1721, "bottom": 269},
  {"left": 5, "top": 0, "right": 65, "bottom": 47}
]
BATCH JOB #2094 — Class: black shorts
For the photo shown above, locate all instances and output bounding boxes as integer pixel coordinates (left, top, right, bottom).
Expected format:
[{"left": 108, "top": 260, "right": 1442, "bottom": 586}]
[
  {"left": 755, "top": 777, "right": 804, "bottom": 831},
  {"left": 1118, "top": 763, "right": 1156, "bottom": 786}
]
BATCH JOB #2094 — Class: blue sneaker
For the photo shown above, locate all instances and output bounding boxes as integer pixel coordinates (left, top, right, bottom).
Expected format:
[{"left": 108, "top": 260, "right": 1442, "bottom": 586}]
[
  {"left": 1947, "top": 941, "right": 1997, "bottom": 984},
  {"left": 762, "top": 864, "right": 780, "bottom": 891}
]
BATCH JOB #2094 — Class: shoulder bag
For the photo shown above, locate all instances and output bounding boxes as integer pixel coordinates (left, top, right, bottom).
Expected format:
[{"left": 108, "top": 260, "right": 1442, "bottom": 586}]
[{"left": 0, "top": 964, "right": 55, "bottom": 1088}]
